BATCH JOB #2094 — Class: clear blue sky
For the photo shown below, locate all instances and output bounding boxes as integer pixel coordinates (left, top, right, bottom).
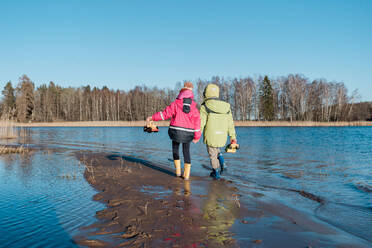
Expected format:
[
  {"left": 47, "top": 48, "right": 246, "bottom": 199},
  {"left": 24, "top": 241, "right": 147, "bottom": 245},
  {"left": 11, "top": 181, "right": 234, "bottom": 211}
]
[{"left": 1, "top": 0, "right": 371, "bottom": 100}]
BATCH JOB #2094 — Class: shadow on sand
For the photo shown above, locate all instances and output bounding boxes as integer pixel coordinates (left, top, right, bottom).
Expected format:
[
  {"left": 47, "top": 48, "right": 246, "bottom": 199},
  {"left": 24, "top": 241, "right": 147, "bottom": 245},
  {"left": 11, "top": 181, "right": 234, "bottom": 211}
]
[{"left": 106, "top": 153, "right": 176, "bottom": 177}]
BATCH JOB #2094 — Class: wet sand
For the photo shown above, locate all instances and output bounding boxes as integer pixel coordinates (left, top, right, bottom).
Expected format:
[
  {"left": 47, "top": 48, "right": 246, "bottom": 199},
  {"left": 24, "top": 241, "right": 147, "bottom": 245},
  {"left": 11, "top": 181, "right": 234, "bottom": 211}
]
[{"left": 74, "top": 152, "right": 369, "bottom": 248}]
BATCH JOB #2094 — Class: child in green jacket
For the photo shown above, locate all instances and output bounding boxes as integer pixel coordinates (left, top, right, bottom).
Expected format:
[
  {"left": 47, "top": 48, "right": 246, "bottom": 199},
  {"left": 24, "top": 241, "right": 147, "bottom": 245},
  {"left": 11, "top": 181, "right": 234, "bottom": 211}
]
[{"left": 200, "top": 84, "right": 237, "bottom": 179}]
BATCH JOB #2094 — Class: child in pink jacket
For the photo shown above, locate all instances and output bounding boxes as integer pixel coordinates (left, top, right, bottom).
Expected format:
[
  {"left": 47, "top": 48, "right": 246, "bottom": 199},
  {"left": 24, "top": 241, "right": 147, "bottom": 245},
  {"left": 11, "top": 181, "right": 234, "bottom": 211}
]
[{"left": 147, "top": 82, "right": 201, "bottom": 180}]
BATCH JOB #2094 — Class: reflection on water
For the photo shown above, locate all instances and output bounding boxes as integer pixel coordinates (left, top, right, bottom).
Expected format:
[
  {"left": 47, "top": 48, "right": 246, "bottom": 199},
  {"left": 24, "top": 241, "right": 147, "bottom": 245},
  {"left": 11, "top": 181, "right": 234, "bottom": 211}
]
[
  {"left": 0, "top": 126, "right": 371, "bottom": 245},
  {"left": 0, "top": 151, "right": 103, "bottom": 248},
  {"left": 201, "top": 181, "right": 240, "bottom": 246},
  {"left": 173, "top": 180, "right": 192, "bottom": 197}
]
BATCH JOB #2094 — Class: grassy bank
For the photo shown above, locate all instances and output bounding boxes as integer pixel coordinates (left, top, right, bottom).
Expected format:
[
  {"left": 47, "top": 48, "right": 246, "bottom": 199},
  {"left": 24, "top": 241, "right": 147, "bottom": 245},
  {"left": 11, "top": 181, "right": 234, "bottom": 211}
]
[
  {"left": 234, "top": 121, "right": 372, "bottom": 127},
  {"left": 10, "top": 120, "right": 372, "bottom": 127}
]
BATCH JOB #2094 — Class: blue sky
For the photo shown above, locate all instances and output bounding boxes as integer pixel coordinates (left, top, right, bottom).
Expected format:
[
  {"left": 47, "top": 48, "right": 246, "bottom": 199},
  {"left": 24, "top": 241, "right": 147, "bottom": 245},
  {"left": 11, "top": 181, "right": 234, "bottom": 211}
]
[{"left": 1, "top": 0, "right": 371, "bottom": 100}]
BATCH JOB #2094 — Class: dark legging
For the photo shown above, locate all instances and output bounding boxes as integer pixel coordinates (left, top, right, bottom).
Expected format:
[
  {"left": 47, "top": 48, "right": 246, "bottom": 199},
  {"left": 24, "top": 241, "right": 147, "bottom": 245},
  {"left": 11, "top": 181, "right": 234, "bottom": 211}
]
[{"left": 172, "top": 141, "right": 191, "bottom": 163}]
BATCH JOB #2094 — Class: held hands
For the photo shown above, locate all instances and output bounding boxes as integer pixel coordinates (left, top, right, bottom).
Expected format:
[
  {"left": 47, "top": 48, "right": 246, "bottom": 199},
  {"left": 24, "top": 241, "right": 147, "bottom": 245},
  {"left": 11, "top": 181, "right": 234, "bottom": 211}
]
[
  {"left": 231, "top": 139, "right": 237, "bottom": 144},
  {"left": 192, "top": 139, "right": 199, "bottom": 144}
]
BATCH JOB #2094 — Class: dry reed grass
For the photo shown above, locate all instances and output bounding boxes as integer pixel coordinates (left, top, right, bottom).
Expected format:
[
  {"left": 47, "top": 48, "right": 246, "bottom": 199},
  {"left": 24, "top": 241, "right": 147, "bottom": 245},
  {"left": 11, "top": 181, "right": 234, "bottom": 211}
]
[
  {"left": 0, "top": 145, "right": 28, "bottom": 154},
  {"left": 234, "top": 121, "right": 372, "bottom": 127},
  {"left": 12, "top": 120, "right": 372, "bottom": 127},
  {"left": 14, "top": 121, "right": 154, "bottom": 127},
  {"left": 79, "top": 155, "right": 96, "bottom": 183},
  {"left": 0, "top": 120, "right": 18, "bottom": 139}
]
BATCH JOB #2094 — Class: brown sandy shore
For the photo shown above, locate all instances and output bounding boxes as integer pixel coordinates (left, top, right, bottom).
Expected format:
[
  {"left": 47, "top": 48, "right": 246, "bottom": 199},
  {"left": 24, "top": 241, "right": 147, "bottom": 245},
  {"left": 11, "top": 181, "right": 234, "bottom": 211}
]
[
  {"left": 73, "top": 152, "right": 367, "bottom": 248},
  {"left": 10, "top": 120, "right": 372, "bottom": 127}
]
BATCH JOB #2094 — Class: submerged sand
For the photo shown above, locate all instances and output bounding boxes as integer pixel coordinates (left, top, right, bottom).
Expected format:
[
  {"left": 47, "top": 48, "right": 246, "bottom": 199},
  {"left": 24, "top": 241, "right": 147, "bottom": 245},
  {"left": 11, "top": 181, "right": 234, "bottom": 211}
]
[{"left": 74, "top": 152, "right": 369, "bottom": 248}]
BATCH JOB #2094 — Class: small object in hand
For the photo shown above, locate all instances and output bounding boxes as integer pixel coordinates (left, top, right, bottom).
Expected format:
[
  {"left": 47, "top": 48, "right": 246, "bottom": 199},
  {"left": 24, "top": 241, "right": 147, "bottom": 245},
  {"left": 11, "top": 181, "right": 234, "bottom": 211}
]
[
  {"left": 144, "top": 121, "right": 159, "bottom": 133},
  {"left": 225, "top": 142, "right": 240, "bottom": 153}
]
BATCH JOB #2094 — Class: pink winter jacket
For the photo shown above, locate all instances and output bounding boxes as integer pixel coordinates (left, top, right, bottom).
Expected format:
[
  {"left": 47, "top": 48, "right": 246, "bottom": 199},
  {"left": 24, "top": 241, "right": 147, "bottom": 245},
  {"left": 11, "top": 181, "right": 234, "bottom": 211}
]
[{"left": 152, "top": 89, "right": 201, "bottom": 141}]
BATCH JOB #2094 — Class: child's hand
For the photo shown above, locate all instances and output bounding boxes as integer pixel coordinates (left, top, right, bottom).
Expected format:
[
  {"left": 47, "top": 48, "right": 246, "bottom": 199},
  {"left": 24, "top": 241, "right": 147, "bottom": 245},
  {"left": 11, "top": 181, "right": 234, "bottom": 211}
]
[
  {"left": 192, "top": 139, "right": 199, "bottom": 144},
  {"left": 146, "top": 116, "right": 152, "bottom": 123},
  {"left": 231, "top": 139, "right": 237, "bottom": 144}
]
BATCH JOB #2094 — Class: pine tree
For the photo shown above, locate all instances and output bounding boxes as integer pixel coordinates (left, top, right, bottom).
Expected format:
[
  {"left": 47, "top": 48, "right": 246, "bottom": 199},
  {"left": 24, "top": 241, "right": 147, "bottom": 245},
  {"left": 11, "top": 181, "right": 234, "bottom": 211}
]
[
  {"left": 16, "top": 75, "right": 35, "bottom": 122},
  {"left": 259, "top": 76, "right": 274, "bottom": 121},
  {"left": 1, "top": 81, "right": 16, "bottom": 119}
]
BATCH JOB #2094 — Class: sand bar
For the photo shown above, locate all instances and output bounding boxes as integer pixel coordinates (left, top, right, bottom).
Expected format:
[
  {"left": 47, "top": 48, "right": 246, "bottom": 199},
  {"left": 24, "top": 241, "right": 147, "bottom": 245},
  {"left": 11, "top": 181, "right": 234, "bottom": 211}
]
[{"left": 73, "top": 151, "right": 368, "bottom": 247}]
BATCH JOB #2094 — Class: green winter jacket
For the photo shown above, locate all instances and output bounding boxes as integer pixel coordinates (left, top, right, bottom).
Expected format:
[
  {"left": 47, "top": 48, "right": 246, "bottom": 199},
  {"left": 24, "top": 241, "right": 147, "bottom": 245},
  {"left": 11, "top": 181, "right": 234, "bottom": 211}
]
[{"left": 200, "top": 84, "right": 236, "bottom": 147}]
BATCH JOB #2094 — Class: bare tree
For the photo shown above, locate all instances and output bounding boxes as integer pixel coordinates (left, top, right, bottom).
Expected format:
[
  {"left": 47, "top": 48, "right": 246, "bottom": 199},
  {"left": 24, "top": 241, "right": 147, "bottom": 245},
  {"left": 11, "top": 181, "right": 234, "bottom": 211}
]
[{"left": 6, "top": 74, "right": 369, "bottom": 122}]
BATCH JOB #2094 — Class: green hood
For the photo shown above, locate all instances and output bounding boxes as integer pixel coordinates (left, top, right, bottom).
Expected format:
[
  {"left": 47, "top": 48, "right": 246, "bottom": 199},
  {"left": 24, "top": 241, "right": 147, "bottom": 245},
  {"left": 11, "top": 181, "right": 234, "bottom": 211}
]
[
  {"left": 204, "top": 99, "right": 231, "bottom": 114},
  {"left": 203, "top": 83, "right": 231, "bottom": 114},
  {"left": 204, "top": 83, "right": 219, "bottom": 99}
]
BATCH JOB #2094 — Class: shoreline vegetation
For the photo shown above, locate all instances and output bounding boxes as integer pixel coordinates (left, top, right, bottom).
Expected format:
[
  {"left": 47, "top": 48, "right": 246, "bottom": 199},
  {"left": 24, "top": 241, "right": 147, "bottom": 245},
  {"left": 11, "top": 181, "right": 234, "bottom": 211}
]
[
  {"left": 2, "top": 75, "right": 372, "bottom": 125},
  {"left": 8, "top": 120, "right": 372, "bottom": 127},
  {"left": 0, "top": 145, "right": 29, "bottom": 154}
]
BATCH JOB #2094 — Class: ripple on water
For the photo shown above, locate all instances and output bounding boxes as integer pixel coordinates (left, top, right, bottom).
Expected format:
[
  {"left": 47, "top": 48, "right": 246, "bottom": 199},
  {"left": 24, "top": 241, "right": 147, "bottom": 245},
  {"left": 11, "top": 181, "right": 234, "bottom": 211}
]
[
  {"left": 2, "top": 126, "right": 372, "bottom": 247},
  {"left": 316, "top": 202, "right": 372, "bottom": 243},
  {"left": 353, "top": 182, "right": 372, "bottom": 194},
  {"left": 0, "top": 151, "right": 104, "bottom": 248}
]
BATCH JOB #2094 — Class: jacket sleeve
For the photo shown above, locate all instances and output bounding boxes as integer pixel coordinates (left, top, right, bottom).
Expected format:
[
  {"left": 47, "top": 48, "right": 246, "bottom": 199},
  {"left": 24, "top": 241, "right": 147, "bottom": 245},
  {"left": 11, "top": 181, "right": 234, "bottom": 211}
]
[
  {"left": 192, "top": 107, "right": 201, "bottom": 140},
  {"left": 152, "top": 101, "right": 175, "bottom": 121},
  {"left": 227, "top": 109, "right": 236, "bottom": 141},
  {"left": 200, "top": 105, "right": 208, "bottom": 135}
]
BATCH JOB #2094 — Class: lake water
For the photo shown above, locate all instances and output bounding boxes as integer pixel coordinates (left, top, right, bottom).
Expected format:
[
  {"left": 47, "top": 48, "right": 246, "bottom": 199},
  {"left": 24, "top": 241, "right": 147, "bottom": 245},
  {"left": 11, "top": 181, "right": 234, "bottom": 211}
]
[{"left": 0, "top": 126, "right": 371, "bottom": 247}]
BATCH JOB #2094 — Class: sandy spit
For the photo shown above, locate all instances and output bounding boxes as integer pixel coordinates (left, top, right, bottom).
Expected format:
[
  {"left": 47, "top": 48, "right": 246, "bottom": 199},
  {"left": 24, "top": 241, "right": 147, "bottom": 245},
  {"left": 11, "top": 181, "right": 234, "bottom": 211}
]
[{"left": 73, "top": 152, "right": 367, "bottom": 248}]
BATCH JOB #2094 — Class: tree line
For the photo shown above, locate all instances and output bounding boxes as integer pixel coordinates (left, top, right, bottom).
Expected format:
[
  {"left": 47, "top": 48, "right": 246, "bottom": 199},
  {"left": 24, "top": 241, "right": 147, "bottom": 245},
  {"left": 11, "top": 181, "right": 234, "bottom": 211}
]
[{"left": 1, "top": 74, "right": 371, "bottom": 122}]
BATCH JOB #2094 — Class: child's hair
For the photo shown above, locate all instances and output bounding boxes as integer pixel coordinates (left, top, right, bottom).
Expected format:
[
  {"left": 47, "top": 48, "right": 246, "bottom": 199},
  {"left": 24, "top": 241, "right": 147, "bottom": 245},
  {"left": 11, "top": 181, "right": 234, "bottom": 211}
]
[{"left": 183, "top": 81, "right": 193, "bottom": 90}]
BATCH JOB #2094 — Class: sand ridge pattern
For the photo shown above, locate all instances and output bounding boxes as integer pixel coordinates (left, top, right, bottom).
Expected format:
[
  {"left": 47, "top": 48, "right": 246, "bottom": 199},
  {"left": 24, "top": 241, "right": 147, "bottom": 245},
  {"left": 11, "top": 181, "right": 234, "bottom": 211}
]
[
  {"left": 74, "top": 152, "right": 243, "bottom": 248},
  {"left": 73, "top": 152, "right": 371, "bottom": 248}
]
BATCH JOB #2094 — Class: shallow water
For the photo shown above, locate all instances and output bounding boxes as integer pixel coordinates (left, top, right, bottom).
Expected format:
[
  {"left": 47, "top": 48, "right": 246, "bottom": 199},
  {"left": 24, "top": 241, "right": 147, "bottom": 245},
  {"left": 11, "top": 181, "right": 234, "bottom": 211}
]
[
  {"left": 1, "top": 126, "right": 371, "bottom": 246},
  {"left": 0, "top": 150, "right": 104, "bottom": 247}
]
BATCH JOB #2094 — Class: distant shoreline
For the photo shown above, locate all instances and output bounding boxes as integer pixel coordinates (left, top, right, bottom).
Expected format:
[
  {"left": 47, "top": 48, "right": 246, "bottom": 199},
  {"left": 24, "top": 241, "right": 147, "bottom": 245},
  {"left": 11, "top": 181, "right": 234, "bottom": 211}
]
[{"left": 9, "top": 120, "right": 372, "bottom": 127}]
